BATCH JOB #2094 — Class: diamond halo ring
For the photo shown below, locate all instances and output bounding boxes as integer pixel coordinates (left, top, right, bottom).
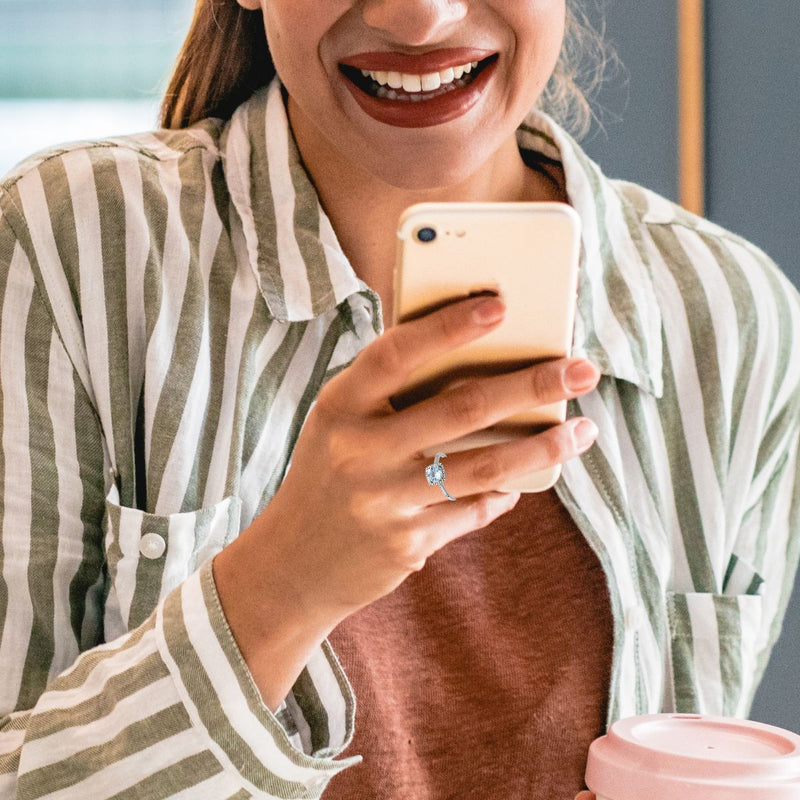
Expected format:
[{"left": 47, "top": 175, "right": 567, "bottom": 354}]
[{"left": 425, "top": 452, "right": 456, "bottom": 501}]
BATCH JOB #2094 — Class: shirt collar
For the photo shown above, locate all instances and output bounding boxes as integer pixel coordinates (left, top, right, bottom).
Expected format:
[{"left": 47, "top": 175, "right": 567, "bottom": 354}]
[
  {"left": 220, "top": 78, "right": 663, "bottom": 397},
  {"left": 515, "top": 112, "right": 664, "bottom": 396},
  {"left": 220, "top": 80, "right": 367, "bottom": 323}
]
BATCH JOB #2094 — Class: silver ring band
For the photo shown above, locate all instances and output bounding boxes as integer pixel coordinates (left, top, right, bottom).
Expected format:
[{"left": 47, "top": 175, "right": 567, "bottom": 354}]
[{"left": 425, "top": 452, "right": 456, "bottom": 501}]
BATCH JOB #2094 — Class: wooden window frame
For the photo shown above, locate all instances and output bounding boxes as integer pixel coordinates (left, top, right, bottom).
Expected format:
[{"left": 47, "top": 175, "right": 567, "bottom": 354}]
[{"left": 678, "top": 0, "right": 706, "bottom": 215}]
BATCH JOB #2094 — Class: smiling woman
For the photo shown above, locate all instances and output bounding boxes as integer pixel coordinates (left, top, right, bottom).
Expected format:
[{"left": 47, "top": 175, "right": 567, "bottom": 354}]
[
  {"left": 162, "top": 0, "right": 606, "bottom": 136},
  {"left": 1, "top": 1, "right": 799, "bottom": 799}
]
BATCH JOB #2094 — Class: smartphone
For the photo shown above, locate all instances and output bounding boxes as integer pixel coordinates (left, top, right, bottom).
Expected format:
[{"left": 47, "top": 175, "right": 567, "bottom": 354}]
[{"left": 390, "top": 201, "right": 582, "bottom": 492}]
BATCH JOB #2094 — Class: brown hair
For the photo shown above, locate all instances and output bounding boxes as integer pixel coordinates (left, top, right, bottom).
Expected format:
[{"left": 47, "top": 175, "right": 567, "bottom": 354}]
[
  {"left": 160, "top": 0, "right": 273, "bottom": 130},
  {"left": 161, "top": 0, "right": 612, "bottom": 138}
]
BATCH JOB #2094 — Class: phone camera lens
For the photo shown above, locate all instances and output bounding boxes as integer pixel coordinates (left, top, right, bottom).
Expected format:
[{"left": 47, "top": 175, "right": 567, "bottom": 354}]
[{"left": 416, "top": 226, "right": 437, "bottom": 243}]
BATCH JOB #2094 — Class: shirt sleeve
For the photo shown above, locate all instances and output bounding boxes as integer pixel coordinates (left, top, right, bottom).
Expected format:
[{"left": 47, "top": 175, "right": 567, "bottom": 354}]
[{"left": 0, "top": 192, "right": 358, "bottom": 797}]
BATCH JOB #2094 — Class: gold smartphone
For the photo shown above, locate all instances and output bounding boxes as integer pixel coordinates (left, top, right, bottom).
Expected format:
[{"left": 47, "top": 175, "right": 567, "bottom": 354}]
[{"left": 390, "top": 201, "right": 581, "bottom": 492}]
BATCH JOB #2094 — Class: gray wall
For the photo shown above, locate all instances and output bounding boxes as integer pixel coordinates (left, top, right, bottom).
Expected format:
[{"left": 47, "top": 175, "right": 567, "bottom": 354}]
[
  {"left": 705, "top": 5, "right": 800, "bottom": 286},
  {"left": 581, "top": 1, "right": 679, "bottom": 203},
  {"left": 581, "top": 0, "right": 800, "bottom": 732}
]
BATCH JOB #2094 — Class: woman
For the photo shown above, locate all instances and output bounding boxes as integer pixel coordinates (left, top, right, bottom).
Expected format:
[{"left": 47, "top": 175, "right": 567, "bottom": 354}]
[{"left": 1, "top": 0, "right": 798, "bottom": 797}]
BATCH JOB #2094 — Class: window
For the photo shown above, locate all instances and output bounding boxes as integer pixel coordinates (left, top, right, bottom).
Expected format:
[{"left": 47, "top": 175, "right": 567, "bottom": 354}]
[{"left": 0, "top": 0, "right": 195, "bottom": 175}]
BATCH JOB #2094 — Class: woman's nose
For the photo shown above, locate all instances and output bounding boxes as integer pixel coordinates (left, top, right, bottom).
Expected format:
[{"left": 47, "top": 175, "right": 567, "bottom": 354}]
[{"left": 361, "top": 0, "right": 469, "bottom": 46}]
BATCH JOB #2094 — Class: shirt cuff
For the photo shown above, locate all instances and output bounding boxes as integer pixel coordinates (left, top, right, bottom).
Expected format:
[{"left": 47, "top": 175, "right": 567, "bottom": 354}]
[{"left": 155, "top": 560, "right": 360, "bottom": 796}]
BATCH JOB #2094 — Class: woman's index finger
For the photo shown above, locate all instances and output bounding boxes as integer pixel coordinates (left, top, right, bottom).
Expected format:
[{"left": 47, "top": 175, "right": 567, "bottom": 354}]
[{"left": 332, "top": 294, "right": 506, "bottom": 413}]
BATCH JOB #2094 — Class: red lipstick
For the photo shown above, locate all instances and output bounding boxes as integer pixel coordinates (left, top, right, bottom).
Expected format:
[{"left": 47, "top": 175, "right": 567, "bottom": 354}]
[{"left": 338, "top": 50, "right": 499, "bottom": 129}]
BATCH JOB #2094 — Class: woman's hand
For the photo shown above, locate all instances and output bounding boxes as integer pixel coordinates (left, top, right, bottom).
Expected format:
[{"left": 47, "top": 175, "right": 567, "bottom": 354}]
[
  {"left": 261, "top": 293, "right": 598, "bottom": 619},
  {"left": 214, "top": 293, "right": 600, "bottom": 707}
]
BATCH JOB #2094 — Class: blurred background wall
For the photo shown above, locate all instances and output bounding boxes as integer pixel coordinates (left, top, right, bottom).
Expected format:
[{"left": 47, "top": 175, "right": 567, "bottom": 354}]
[
  {"left": 0, "top": 0, "right": 194, "bottom": 167},
  {"left": 1, "top": 0, "right": 798, "bottom": 731}
]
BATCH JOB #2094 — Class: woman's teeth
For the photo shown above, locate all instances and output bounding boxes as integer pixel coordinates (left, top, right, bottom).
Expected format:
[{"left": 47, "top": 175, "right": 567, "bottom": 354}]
[{"left": 360, "top": 61, "right": 479, "bottom": 95}]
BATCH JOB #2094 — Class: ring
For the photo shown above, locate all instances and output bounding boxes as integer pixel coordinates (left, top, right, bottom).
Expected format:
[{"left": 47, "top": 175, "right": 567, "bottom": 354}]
[{"left": 425, "top": 452, "right": 456, "bottom": 501}]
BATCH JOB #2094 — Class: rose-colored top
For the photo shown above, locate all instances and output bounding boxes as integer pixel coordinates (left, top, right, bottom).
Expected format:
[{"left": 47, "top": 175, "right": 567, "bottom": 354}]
[{"left": 326, "top": 489, "right": 615, "bottom": 798}]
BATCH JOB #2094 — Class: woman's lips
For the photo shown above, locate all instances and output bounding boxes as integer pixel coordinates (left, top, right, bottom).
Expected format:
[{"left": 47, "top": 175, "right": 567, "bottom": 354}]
[{"left": 338, "top": 52, "right": 499, "bottom": 129}]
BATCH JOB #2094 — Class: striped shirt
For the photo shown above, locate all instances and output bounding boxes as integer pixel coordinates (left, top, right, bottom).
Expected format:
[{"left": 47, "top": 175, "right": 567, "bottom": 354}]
[{"left": 0, "top": 77, "right": 798, "bottom": 798}]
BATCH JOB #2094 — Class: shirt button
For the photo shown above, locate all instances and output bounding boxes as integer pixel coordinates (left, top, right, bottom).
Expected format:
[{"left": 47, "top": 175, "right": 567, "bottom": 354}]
[
  {"left": 625, "top": 604, "right": 646, "bottom": 632},
  {"left": 139, "top": 532, "right": 166, "bottom": 560}
]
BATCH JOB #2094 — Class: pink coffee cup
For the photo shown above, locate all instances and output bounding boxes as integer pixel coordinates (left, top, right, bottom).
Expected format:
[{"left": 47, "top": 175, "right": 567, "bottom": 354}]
[{"left": 585, "top": 713, "right": 800, "bottom": 799}]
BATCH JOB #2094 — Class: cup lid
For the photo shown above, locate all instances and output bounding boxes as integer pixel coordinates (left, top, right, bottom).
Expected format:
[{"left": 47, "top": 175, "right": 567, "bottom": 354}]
[{"left": 586, "top": 714, "right": 800, "bottom": 800}]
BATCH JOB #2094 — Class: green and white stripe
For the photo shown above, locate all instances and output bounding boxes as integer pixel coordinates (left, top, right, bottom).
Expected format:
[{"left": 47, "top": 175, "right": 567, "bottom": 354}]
[{"left": 0, "top": 76, "right": 798, "bottom": 796}]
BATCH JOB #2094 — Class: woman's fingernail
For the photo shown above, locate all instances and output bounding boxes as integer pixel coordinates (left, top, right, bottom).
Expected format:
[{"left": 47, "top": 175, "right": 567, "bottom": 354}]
[
  {"left": 565, "top": 360, "right": 599, "bottom": 392},
  {"left": 573, "top": 418, "right": 599, "bottom": 451},
  {"left": 472, "top": 296, "right": 506, "bottom": 324}
]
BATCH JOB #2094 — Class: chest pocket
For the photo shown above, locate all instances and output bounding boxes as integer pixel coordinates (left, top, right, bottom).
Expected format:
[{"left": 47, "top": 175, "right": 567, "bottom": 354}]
[
  {"left": 103, "top": 483, "right": 242, "bottom": 641},
  {"left": 666, "top": 554, "right": 764, "bottom": 717}
]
